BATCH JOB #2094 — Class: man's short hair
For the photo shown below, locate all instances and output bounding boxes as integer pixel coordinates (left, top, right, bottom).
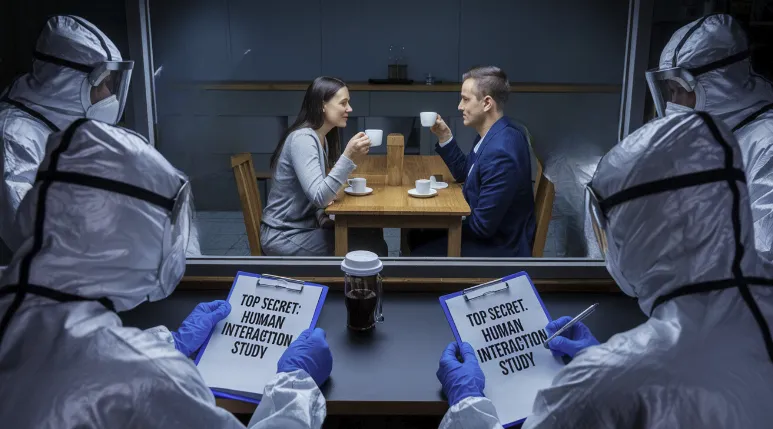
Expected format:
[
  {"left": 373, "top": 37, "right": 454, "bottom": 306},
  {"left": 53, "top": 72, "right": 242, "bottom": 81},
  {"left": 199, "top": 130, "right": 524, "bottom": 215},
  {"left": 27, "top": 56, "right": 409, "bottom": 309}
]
[{"left": 462, "top": 66, "right": 510, "bottom": 110}]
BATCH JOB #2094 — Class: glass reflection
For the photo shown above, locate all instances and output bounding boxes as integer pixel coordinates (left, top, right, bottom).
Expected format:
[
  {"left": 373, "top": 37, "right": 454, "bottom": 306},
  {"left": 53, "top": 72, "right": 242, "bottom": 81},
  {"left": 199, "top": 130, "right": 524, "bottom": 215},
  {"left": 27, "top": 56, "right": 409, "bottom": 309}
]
[{"left": 148, "top": 1, "right": 629, "bottom": 260}]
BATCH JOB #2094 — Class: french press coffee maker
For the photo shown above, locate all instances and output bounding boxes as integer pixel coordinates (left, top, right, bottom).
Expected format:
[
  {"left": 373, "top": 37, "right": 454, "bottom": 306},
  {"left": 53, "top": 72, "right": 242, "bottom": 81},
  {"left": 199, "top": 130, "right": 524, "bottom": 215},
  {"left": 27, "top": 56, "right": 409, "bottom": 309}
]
[{"left": 341, "top": 251, "right": 384, "bottom": 331}]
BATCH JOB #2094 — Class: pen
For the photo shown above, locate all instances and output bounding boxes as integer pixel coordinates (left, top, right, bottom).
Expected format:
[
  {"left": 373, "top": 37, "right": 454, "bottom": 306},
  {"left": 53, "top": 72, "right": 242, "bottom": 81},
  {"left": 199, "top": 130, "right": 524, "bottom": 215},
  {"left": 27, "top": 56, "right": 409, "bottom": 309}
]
[{"left": 543, "top": 303, "right": 599, "bottom": 349}]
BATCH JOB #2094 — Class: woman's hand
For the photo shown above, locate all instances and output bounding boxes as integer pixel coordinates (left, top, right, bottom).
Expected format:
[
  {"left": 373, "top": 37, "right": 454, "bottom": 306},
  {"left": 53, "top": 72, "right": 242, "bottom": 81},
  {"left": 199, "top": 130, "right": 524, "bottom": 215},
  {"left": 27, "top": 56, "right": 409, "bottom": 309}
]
[
  {"left": 343, "top": 132, "right": 371, "bottom": 165},
  {"left": 320, "top": 215, "right": 334, "bottom": 229}
]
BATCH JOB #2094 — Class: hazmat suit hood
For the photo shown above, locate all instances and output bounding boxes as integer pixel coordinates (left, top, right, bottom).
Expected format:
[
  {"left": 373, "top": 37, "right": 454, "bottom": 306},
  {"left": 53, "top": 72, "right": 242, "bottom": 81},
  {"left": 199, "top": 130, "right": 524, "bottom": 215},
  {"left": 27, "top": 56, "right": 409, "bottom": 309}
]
[
  {"left": 3, "top": 15, "right": 131, "bottom": 129},
  {"left": 0, "top": 119, "right": 192, "bottom": 313},
  {"left": 649, "top": 13, "right": 773, "bottom": 128}
]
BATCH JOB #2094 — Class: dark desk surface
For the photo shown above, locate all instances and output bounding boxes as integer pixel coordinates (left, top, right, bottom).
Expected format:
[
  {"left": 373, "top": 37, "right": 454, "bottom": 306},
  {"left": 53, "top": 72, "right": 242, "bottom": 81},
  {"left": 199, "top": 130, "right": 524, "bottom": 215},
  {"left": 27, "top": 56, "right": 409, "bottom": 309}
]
[{"left": 121, "top": 290, "right": 646, "bottom": 415}]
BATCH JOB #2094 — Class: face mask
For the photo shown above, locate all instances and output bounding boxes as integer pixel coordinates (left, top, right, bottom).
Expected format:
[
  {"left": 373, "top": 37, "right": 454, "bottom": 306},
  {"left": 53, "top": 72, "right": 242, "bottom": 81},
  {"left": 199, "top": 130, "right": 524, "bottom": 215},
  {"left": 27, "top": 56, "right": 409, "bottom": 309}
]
[
  {"left": 85, "top": 95, "right": 120, "bottom": 124},
  {"left": 665, "top": 101, "right": 693, "bottom": 116}
]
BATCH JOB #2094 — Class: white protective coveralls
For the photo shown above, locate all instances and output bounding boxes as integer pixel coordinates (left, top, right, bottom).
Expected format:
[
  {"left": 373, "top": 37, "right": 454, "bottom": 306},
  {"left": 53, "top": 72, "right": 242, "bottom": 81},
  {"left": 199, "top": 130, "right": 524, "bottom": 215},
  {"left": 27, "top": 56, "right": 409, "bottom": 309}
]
[
  {"left": 0, "top": 119, "right": 324, "bottom": 428},
  {"left": 439, "top": 112, "right": 773, "bottom": 428},
  {"left": 0, "top": 15, "right": 201, "bottom": 255},
  {"left": 647, "top": 13, "right": 773, "bottom": 260}
]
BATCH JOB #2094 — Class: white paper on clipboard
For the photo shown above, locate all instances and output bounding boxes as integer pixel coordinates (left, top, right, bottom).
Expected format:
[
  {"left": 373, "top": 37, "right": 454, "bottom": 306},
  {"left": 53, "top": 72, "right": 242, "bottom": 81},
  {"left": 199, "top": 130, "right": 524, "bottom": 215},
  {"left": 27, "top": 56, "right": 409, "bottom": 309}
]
[
  {"left": 195, "top": 272, "right": 325, "bottom": 400},
  {"left": 441, "top": 273, "right": 564, "bottom": 426}
]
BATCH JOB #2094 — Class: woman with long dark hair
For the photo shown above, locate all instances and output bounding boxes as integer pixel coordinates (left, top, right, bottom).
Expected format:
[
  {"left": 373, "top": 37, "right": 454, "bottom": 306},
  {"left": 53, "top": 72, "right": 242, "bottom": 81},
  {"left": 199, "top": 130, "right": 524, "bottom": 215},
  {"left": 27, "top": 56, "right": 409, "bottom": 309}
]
[{"left": 260, "top": 77, "right": 380, "bottom": 256}]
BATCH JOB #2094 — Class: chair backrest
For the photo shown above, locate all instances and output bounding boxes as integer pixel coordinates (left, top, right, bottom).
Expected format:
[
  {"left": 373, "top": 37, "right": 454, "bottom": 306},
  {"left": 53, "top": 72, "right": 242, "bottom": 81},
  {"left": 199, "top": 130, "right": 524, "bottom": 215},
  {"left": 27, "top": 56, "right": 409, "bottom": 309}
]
[
  {"left": 532, "top": 159, "right": 555, "bottom": 257},
  {"left": 516, "top": 122, "right": 553, "bottom": 256},
  {"left": 533, "top": 159, "right": 543, "bottom": 201},
  {"left": 512, "top": 120, "right": 541, "bottom": 199},
  {"left": 231, "top": 153, "right": 263, "bottom": 256}
]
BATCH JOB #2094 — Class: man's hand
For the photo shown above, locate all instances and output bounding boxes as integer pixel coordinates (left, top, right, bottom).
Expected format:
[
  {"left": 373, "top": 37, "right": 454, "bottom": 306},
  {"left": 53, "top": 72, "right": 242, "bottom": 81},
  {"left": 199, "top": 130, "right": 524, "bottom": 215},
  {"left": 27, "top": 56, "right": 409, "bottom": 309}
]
[{"left": 430, "top": 114, "right": 453, "bottom": 143}]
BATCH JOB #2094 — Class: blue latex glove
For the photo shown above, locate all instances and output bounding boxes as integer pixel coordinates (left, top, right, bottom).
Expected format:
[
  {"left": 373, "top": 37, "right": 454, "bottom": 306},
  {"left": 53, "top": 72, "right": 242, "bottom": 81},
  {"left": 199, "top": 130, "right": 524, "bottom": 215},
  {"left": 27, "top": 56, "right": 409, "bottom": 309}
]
[
  {"left": 172, "top": 300, "right": 231, "bottom": 357},
  {"left": 436, "top": 342, "right": 485, "bottom": 407},
  {"left": 545, "top": 316, "right": 600, "bottom": 358},
  {"left": 277, "top": 328, "right": 333, "bottom": 388}
]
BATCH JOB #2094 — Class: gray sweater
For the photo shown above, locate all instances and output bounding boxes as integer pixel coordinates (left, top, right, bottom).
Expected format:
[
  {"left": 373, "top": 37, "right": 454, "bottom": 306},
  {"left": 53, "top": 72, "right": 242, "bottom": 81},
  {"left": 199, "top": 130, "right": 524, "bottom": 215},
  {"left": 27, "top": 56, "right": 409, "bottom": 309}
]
[{"left": 262, "top": 128, "right": 356, "bottom": 231}]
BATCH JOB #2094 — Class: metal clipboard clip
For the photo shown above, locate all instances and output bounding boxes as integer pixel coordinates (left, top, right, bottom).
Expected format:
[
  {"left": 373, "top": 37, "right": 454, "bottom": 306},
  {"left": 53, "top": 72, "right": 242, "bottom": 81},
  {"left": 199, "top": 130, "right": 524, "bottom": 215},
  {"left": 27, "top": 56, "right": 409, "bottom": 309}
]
[
  {"left": 256, "top": 274, "right": 305, "bottom": 293},
  {"left": 463, "top": 279, "right": 510, "bottom": 301}
]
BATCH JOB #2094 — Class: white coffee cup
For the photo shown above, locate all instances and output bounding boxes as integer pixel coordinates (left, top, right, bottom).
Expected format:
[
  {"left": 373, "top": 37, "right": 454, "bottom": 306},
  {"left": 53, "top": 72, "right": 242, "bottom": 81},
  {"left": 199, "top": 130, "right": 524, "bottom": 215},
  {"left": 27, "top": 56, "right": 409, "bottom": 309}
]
[
  {"left": 420, "top": 112, "right": 438, "bottom": 127},
  {"left": 348, "top": 177, "right": 367, "bottom": 193},
  {"left": 415, "top": 179, "right": 431, "bottom": 195},
  {"left": 429, "top": 176, "right": 438, "bottom": 188},
  {"left": 365, "top": 129, "right": 383, "bottom": 147}
]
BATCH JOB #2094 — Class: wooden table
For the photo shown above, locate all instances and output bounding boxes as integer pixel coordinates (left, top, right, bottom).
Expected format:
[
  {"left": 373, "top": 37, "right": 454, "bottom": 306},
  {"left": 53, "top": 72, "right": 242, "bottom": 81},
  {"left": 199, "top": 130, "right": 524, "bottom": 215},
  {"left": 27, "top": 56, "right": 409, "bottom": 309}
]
[{"left": 326, "top": 156, "right": 471, "bottom": 257}]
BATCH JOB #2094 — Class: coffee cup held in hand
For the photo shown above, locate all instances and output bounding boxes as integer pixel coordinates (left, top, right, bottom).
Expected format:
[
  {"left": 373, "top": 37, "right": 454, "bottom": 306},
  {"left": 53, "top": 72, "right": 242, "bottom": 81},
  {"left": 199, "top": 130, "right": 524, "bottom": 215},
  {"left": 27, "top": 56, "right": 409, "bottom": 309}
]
[
  {"left": 341, "top": 251, "right": 384, "bottom": 331},
  {"left": 429, "top": 115, "right": 452, "bottom": 142},
  {"left": 344, "top": 133, "right": 371, "bottom": 165},
  {"left": 365, "top": 129, "right": 383, "bottom": 147},
  {"left": 348, "top": 177, "right": 367, "bottom": 193},
  {"left": 420, "top": 112, "right": 438, "bottom": 127}
]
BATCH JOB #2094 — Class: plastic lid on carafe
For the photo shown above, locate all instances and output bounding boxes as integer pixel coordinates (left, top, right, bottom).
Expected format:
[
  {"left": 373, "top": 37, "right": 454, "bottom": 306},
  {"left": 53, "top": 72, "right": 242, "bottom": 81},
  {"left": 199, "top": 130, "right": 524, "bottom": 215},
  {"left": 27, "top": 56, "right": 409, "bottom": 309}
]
[{"left": 341, "top": 250, "right": 383, "bottom": 276}]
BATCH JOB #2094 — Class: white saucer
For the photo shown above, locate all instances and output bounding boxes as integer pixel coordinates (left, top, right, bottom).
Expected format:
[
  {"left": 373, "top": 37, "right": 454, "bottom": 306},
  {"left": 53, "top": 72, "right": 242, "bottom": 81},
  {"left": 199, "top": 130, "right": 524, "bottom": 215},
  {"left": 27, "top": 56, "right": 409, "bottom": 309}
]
[
  {"left": 431, "top": 181, "right": 448, "bottom": 189},
  {"left": 345, "top": 186, "right": 373, "bottom": 196},
  {"left": 408, "top": 188, "right": 438, "bottom": 198}
]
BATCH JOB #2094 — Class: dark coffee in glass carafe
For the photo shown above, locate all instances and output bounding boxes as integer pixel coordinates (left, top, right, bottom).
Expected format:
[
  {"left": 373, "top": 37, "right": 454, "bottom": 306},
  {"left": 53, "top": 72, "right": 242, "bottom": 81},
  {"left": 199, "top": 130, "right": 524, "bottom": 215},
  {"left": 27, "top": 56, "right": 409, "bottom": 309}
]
[
  {"left": 341, "top": 251, "right": 384, "bottom": 331},
  {"left": 344, "top": 275, "right": 381, "bottom": 330}
]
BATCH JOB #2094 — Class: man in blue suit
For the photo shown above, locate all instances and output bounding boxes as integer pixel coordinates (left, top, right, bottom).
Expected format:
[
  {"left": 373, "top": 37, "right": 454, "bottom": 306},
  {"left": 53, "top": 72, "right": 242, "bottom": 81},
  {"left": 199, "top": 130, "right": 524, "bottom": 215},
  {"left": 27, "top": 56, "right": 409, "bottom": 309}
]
[{"left": 411, "top": 66, "right": 535, "bottom": 257}]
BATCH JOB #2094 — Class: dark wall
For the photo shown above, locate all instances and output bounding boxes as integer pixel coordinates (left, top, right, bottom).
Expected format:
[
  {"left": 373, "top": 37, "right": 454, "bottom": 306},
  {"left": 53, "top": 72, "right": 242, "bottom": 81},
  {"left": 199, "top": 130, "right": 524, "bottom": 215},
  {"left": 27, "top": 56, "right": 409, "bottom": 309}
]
[
  {"left": 0, "top": 0, "right": 130, "bottom": 91},
  {"left": 149, "top": 0, "right": 627, "bottom": 84}
]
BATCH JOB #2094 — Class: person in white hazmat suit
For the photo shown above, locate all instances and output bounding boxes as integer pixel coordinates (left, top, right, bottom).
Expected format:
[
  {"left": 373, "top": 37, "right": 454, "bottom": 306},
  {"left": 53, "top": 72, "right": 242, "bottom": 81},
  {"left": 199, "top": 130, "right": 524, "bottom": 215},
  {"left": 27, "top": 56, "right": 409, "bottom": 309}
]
[
  {"left": 434, "top": 111, "right": 773, "bottom": 428},
  {"left": 0, "top": 15, "right": 201, "bottom": 256},
  {"left": 0, "top": 119, "right": 332, "bottom": 428},
  {"left": 584, "top": 13, "right": 773, "bottom": 261},
  {"left": 645, "top": 13, "right": 773, "bottom": 260}
]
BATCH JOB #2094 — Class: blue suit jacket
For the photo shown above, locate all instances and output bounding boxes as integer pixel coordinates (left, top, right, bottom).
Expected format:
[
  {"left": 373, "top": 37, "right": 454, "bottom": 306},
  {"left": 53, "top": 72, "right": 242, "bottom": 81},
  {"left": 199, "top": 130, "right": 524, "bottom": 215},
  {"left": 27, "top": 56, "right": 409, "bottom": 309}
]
[{"left": 435, "top": 117, "right": 535, "bottom": 257}]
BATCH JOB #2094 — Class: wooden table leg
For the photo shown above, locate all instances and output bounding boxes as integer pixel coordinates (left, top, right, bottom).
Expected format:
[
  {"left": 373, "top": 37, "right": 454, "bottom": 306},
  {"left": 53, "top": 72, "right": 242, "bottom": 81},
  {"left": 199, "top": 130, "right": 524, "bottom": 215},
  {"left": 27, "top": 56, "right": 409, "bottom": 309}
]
[
  {"left": 447, "top": 218, "right": 462, "bottom": 257},
  {"left": 400, "top": 228, "right": 411, "bottom": 256},
  {"left": 335, "top": 216, "right": 349, "bottom": 256}
]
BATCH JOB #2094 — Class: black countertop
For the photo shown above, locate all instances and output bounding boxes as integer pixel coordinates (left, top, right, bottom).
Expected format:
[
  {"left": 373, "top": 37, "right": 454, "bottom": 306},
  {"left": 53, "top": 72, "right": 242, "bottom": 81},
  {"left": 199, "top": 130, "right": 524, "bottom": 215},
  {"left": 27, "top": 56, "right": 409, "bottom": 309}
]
[{"left": 121, "top": 290, "right": 646, "bottom": 415}]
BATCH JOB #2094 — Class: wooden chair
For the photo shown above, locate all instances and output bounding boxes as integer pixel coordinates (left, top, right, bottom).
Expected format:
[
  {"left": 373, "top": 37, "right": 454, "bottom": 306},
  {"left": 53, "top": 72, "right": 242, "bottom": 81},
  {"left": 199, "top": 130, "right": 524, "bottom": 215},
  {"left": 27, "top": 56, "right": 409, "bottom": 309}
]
[
  {"left": 517, "top": 121, "right": 541, "bottom": 199},
  {"left": 532, "top": 159, "right": 555, "bottom": 257},
  {"left": 231, "top": 153, "right": 263, "bottom": 256},
  {"left": 533, "top": 158, "right": 543, "bottom": 201},
  {"left": 519, "top": 122, "right": 555, "bottom": 256}
]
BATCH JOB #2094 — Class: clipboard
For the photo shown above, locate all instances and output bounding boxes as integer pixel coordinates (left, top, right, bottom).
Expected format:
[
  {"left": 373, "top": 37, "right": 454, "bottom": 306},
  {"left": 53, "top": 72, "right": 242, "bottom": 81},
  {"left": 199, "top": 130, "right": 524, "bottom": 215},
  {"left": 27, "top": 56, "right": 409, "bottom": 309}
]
[
  {"left": 438, "top": 271, "right": 556, "bottom": 428},
  {"left": 194, "top": 271, "right": 329, "bottom": 404}
]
